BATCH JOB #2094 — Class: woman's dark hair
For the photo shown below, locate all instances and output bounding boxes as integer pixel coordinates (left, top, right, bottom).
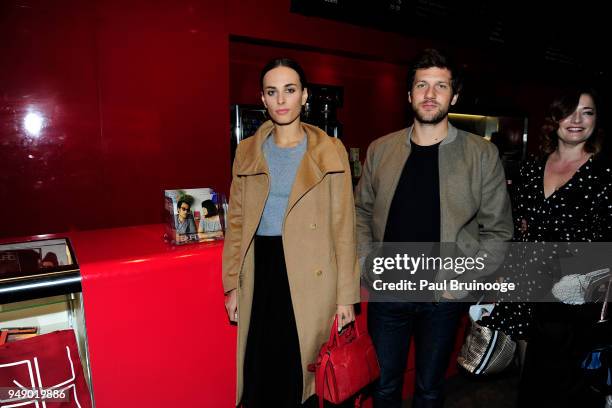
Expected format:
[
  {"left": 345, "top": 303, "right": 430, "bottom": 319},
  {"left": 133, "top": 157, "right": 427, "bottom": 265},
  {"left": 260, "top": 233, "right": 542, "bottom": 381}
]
[
  {"left": 260, "top": 58, "right": 308, "bottom": 90},
  {"left": 541, "top": 87, "right": 604, "bottom": 155},
  {"left": 41, "top": 252, "right": 59, "bottom": 267},
  {"left": 201, "top": 199, "right": 218, "bottom": 217},
  {"left": 407, "top": 48, "right": 463, "bottom": 95}
]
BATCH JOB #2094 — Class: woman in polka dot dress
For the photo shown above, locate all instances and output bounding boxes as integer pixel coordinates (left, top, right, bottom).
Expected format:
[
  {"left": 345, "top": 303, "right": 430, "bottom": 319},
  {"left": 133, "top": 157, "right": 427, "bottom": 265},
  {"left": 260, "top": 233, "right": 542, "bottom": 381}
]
[{"left": 488, "top": 87, "right": 611, "bottom": 407}]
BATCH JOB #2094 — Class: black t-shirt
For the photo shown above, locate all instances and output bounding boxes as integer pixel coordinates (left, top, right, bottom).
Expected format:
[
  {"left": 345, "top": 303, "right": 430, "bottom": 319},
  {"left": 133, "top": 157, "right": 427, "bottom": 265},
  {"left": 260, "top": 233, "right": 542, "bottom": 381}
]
[{"left": 384, "top": 140, "right": 441, "bottom": 243}]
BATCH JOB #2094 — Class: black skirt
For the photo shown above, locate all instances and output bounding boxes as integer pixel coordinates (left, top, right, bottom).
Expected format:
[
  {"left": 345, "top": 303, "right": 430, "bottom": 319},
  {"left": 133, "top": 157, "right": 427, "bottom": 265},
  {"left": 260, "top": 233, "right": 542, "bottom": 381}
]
[
  {"left": 518, "top": 302, "right": 606, "bottom": 408},
  {"left": 242, "top": 235, "right": 303, "bottom": 407}
]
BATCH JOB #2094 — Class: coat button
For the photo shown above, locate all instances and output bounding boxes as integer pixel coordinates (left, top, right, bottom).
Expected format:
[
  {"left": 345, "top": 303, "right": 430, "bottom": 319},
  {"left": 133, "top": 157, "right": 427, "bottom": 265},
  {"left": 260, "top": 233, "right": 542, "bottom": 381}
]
[
  {"left": 310, "top": 223, "right": 317, "bottom": 229},
  {"left": 316, "top": 269, "right": 323, "bottom": 276}
]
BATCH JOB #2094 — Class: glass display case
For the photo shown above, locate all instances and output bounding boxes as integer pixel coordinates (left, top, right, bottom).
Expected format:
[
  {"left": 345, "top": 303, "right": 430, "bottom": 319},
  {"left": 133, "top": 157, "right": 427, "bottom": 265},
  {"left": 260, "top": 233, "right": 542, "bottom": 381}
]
[{"left": 0, "top": 238, "right": 94, "bottom": 406}]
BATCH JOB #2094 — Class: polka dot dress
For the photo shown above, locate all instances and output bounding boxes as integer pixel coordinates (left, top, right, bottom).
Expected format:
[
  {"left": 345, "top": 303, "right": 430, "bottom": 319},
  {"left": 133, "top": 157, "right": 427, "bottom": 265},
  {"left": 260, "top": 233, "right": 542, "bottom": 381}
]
[
  {"left": 482, "top": 155, "right": 612, "bottom": 340},
  {"left": 515, "top": 155, "right": 611, "bottom": 243}
]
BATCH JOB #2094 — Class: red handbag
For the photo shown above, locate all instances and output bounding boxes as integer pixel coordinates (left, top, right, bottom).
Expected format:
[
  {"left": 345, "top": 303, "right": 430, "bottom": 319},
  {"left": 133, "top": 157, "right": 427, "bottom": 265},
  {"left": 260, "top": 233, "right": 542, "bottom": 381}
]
[{"left": 308, "top": 316, "right": 380, "bottom": 407}]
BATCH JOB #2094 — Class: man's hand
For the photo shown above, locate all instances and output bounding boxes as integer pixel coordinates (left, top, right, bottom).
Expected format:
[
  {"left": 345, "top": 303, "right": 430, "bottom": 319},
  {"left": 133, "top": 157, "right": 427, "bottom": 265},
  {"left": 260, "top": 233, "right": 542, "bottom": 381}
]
[
  {"left": 225, "top": 289, "right": 238, "bottom": 323},
  {"left": 336, "top": 304, "right": 355, "bottom": 332}
]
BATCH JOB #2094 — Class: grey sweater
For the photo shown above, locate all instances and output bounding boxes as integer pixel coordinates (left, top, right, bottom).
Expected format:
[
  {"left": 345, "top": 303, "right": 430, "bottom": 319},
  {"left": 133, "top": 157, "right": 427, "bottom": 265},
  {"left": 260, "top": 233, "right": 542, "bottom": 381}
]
[{"left": 256, "top": 135, "right": 307, "bottom": 236}]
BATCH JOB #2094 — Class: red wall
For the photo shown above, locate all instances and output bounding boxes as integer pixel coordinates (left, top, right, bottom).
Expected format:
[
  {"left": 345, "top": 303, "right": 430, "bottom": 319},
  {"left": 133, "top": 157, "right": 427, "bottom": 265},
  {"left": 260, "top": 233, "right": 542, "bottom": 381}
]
[
  {"left": 0, "top": 0, "right": 559, "bottom": 238},
  {"left": 0, "top": 0, "right": 419, "bottom": 238},
  {"left": 0, "top": 1, "right": 101, "bottom": 236},
  {"left": 0, "top": 0, "right": 229, "bottom": 238}
]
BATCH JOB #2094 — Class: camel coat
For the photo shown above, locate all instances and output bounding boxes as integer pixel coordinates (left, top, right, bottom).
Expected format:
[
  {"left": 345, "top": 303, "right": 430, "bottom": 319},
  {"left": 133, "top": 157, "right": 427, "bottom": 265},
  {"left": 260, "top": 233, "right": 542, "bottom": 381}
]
[{"left": 222, "top": 120, "right": 361, "bottom": 404}]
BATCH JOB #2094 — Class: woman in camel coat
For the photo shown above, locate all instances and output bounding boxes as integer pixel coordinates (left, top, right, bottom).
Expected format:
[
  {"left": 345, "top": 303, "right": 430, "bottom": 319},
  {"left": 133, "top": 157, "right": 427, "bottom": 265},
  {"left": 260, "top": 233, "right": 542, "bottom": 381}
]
[{"left": 222, "top": 58, "right": 360, "bottom": 407}]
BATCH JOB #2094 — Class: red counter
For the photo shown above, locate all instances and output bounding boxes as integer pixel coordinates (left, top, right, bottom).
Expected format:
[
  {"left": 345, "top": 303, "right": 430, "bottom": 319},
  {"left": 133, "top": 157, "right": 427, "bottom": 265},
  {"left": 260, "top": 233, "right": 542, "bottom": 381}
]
[
  {"left": 2, "top": 224, "right": 466, "bottom": 407},
  {"left": 23, "top": 224, "right": 237, "bottom": 408}
]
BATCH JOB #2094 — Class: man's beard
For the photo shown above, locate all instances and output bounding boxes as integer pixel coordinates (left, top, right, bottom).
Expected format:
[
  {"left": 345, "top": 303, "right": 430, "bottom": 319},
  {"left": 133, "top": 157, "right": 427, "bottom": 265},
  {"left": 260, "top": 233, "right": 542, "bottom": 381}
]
[{"left": 413, "top": 103, "right": 449, "bottom": 125}]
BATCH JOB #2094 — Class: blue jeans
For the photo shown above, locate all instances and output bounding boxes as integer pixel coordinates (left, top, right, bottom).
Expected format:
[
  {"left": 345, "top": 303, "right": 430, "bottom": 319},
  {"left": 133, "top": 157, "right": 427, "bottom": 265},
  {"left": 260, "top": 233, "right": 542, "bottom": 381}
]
[{"left": 368, "top": 301, "right": 465, "bottom": 408}]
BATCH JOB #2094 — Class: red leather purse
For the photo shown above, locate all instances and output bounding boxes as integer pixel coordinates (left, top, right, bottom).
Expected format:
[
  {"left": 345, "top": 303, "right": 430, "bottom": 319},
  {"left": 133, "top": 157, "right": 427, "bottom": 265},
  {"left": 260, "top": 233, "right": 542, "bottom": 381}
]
[{"left": 308, "top": 316, "right": 380, "bottom": 407}]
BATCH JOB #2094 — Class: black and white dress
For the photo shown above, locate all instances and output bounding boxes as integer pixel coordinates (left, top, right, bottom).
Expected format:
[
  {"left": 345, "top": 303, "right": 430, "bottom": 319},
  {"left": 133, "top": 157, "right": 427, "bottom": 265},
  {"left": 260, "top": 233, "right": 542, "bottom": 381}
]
[
  {"left": 483, "top": 155, "right": 612, "bottom": 339},
  {"left": 484, "top": 154, "right": 611, "bottom": 407}
]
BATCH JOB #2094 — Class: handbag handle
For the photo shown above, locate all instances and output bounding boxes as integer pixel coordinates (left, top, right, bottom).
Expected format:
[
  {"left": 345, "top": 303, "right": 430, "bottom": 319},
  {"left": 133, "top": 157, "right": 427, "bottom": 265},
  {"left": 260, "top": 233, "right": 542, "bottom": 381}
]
[{"left": 327, "top": 316, "right": 360, "bottom": 348}]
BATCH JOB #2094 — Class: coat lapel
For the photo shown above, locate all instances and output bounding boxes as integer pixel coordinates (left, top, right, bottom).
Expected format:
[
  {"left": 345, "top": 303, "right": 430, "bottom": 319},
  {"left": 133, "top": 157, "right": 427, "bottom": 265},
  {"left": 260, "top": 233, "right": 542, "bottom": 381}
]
[
  {"left": 234, "top": 120, "right": 345, "bottom": 226},
  {"left": 286, "top": 123, "right": 344, "bottom": 215},
  {"left": 236, "top": 121, "right": 273, "bottom": 176},
  {"left": 234, "top": 122, "right": 271, "bottom": 240}
]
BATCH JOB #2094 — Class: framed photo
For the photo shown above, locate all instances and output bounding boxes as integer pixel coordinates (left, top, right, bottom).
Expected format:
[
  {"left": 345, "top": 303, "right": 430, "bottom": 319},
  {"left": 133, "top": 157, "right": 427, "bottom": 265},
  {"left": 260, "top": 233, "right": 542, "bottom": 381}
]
[{"left": 164, "top": 188, "right": 226, "bottom": 245}]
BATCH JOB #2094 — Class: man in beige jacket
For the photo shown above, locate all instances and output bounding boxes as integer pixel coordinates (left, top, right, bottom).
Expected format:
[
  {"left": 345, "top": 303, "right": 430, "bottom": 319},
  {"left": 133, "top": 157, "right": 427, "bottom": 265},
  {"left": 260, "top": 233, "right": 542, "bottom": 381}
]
[{"left": 355, "top": 49, "right": 513, "bottom": 408}]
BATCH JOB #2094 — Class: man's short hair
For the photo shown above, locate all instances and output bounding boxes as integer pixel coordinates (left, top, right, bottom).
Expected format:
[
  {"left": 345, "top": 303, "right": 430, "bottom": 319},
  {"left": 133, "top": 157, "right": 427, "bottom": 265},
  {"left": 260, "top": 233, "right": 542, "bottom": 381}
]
[
  {"left": 407, "top": 48, "right": 463, "bottom": 95},
  {"left": 177, "top": 199, "right": 189, "bottom": 211}
]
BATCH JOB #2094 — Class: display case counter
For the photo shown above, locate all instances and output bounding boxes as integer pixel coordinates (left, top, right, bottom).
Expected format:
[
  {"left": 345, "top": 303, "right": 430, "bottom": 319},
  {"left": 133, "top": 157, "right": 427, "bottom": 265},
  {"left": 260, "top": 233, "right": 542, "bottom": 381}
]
[
  {"left": 2, "top": 224, "right": 467, "bottom": 407},
  {"left": 1, "top": 237, "right": 94, "bottom": 405},
  {"left": 2, "top": 224, "right": 235, "bottom": 407}
]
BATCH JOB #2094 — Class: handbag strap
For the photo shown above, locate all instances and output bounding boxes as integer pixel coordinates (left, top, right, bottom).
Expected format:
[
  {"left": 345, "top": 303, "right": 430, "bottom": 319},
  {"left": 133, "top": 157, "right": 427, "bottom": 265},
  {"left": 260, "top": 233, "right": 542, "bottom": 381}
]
[
  {"left": 319, "top": 316, "right": 340, "bottom": 408},
  {"left": 316, "top": 351, "right": 331, "bottom": 408},
  {"left": 599, "top": 276, "right": 612, "bottom": 322}
]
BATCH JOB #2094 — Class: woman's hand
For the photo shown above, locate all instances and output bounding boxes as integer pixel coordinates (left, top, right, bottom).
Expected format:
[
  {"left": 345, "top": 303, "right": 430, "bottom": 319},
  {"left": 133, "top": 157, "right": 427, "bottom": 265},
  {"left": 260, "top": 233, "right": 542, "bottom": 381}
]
[
  {"left": 336, "top": 304, "right": 355, "bottom": 332},
  {"left": 225, "top": 289, "right": 238, "bottom": 323},
  {"left": 519, "top": 219, "right": 528, "bottom": 234}
]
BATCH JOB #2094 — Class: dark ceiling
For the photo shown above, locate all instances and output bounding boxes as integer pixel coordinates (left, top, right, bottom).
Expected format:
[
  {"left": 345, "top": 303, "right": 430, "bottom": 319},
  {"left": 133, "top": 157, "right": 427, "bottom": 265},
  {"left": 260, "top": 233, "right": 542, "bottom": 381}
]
[{"left": 291, "top": 0, "right": 609, "bottom": 86}]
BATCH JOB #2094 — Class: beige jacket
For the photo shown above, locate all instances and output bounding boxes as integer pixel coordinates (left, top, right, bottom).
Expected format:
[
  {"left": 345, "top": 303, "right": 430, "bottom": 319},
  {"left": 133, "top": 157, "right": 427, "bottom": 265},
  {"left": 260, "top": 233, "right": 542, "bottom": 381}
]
[
  {"left": 222, "top": 120, "right": 360, "bottom": 404},
  {"left": 355, "top": 124, "right": 513, "bottom": 288}
]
